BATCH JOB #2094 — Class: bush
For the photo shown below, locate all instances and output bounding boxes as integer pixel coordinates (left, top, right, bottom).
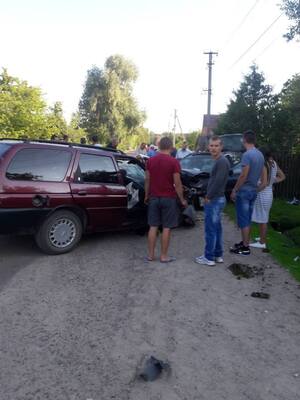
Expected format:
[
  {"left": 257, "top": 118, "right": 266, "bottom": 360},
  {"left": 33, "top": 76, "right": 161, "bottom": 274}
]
[
  {"left": 270, "top": 216, "right": 300, "bottom": 231},
  {"left": 285, "top": 227, "right": 300, "bottom": 246}
]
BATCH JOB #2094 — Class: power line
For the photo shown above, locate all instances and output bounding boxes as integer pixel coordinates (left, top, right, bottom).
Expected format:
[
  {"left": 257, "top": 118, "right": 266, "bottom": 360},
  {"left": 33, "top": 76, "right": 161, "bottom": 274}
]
[
  {"left": 222, "top": 0, "right": 260, "bottom": 50},
  {"left": 229, "top": 13, "right": 283, "bottom": 69},
  {"left": 252, "top": 35, "right": 281, "bottom": 62}
]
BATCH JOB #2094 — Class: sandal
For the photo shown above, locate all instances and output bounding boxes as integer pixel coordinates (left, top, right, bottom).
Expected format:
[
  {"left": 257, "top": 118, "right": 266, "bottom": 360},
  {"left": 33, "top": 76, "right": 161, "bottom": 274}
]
[
  {"left": 160, "top": 256, "right": 176, "bottom": 263},
  {"left": 144, "top": 256, "right": 154, "bottom": 263}
]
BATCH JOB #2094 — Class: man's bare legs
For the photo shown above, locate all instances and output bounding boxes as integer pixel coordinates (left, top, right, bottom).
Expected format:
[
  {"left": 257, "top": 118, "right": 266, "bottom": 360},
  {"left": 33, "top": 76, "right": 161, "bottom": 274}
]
[
  {"left": 148, "top": 226, "right": 172, "bottom": 261},
  {"left": 148, "top": 226, "right": 158, "bottom": 260},
  {"left": 241, "top": 226, "right": 251, "bottom": 247},
  {"left": 160, "top": 228, "right": 171, "bottom": 262}
]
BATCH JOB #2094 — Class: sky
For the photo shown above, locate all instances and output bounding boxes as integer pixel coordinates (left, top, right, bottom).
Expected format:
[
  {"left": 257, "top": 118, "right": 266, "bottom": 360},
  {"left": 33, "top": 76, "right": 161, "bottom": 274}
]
[{"left": 1, "top": 0, "right": 299, "bottom": 133}]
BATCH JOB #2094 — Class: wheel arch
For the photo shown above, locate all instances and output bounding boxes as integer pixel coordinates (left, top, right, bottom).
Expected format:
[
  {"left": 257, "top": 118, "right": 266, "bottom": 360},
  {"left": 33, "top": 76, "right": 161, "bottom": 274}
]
[{"left": 37, "top": 205, "right": 88, "bottom": 232}]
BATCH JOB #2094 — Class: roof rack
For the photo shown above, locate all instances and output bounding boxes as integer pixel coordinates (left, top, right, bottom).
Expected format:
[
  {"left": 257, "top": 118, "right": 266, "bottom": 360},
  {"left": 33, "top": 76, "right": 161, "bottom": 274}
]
[{"left": 0, "top": 138, "right": 124, "bottom": 154}]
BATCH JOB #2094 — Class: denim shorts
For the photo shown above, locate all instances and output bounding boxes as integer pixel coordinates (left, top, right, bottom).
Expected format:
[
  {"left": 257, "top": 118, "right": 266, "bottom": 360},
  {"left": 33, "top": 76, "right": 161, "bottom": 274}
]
[
  {"left": 236, "top": 189, "right": 257, "bottom": 229},
  {"left": 148, "top": 197, "right": 179, "bottom": 228}
]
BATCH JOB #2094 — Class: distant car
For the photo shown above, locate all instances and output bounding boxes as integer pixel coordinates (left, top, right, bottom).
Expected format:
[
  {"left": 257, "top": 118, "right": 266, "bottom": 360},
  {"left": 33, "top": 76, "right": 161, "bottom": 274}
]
[
  {"left": 0, "top": 139, "right": 147, "bottom": 254},
  {"left": 180, "top": 152, "right": 242, "bottom": 208},
  {"left": 219, "top": 133, "right": 244, "bottom": 153}
]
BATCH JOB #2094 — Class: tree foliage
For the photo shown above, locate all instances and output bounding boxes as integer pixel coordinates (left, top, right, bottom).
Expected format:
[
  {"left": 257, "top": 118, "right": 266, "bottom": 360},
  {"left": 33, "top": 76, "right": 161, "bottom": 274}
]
[
  {"left": 79, "top": 55, "right": 145, "bottom": 145},
  {"left": 216, "top": 65, "right": 300, "bottom": 154},
  {"left": 280, "top": 0, "right": 300, "bottom": 41},
  {"left": 46, "top": 101, "right": 68, "bottom": 138},
  {"left": 273, "top": 74, "right": 300, "bottom": 153},
  {"left": 0, "top": 69, "right": 50, "bottom": 138},
  {"left": 216, "top": 65, "right": 275, "bottom": 144}
]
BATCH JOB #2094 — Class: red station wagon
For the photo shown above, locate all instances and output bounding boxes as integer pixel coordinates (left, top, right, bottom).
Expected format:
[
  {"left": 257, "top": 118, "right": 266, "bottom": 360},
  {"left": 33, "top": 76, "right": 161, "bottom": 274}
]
[{"left": 0, "top": 139, "right": 147, "bottom": 254}]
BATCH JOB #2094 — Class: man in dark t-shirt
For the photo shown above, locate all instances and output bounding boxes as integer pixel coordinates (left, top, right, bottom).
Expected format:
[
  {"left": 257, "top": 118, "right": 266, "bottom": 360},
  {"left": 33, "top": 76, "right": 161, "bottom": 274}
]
[
  {"left": 195, "top": 136, "right": 230, "bottom": 266},
  {"left": 145, "top": 137, "right": 187, "bottom": 263}
]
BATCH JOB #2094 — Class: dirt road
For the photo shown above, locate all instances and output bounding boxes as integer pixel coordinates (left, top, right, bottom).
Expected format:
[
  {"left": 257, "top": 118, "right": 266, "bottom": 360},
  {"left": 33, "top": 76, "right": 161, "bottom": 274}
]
[{"left": 0, "top": 215, "right": 299, "bottom": 400}]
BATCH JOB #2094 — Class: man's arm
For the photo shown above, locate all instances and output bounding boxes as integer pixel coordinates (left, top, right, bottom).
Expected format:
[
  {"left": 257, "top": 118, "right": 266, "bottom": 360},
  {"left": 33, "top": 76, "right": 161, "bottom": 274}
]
[
  {"left": 276, "top": 165, "right": 285, "bottom": 183},
  {"left": 144, "top": 170, "right": 150, "bottom": 204},
  {"left": 173, "top": 173, "right": 187, "bottom": 207},
  {"left": 230, "top": 165, "right": 250, "bottom": 201}
]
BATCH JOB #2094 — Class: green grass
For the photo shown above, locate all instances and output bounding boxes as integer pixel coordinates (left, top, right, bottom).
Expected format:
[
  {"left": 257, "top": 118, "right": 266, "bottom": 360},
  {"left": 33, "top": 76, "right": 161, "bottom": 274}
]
[{"left": 225, "top": 200, "right": 300, "bottom": 282}]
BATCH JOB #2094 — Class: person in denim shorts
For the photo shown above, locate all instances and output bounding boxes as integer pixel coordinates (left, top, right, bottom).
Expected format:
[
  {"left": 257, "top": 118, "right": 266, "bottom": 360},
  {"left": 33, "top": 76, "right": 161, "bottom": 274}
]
[
  {"left": 230, "top": 130, "right": 264, "bottom": 255},
  {"left": 144, "top": 137, "right": 187, "bottom": 263},
  {"left": 195, "top": 136, "right": 230, "bottom": 266}
]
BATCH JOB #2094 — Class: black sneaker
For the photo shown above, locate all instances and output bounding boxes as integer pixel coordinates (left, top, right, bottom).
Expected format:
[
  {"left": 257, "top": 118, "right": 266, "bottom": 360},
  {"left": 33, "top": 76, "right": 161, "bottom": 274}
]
[
  {"left": 230, "top": 241, "right": 243, "bottom": 251},
  {"left": 230, "top": 246, "right": 251, "bottom": 255}
]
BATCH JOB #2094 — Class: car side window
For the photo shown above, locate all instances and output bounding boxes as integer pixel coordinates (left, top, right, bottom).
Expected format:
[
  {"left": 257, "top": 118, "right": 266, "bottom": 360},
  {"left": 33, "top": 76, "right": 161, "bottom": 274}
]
[
  {"left": 78, "top": 154, "right": 118, "bottom": 184},
  {"left": 6, "top": 148, "right": 72, "bottom": 182}
]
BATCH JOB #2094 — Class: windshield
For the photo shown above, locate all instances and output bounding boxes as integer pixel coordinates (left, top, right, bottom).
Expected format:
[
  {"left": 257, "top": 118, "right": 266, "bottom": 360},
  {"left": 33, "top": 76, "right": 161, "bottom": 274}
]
[
  {"left": 180, "top": 154, "right": 214, "bottom": 173},
  {"left": 220, "top": 134, "right": 244, "bottom": 152}
]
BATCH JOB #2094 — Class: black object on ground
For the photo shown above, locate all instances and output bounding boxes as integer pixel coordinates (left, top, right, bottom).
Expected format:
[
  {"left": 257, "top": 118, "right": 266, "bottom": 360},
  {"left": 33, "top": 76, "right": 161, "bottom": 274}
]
[
  {"left": 228, "top": 263, "right": 264, "bottom": 279},
  {"left": 251, "top": 292, "right": 270, "bottom": 299},
  {"left": 139, "top": 356, "right": 170, "bottom": 382}
]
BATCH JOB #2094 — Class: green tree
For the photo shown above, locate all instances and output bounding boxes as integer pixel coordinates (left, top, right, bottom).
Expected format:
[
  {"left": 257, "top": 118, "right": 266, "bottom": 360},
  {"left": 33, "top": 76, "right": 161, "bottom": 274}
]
[
  {"left": 46, "top": 101, "right": 67, "bottom": 138},
  {"left": 280, "top": 0, "right": 300, "bottom": 41},
  {"left": 79, "top": 55, "right": 145, "bottom": 145},
  {"left": 272, "top": 74, "right": 300, "bottom": 153},
  {"left": 216, "top": 65, "right": 276, "bottom": 145},
  {"left": 0, "top": 68, "right": 50, "bottom": 138}
]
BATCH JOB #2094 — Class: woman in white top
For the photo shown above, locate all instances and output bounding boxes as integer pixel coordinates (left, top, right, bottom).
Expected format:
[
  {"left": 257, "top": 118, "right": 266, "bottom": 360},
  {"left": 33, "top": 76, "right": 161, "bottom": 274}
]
[{"left": 250, "top": 149, "right": 285, "bottom": 249}]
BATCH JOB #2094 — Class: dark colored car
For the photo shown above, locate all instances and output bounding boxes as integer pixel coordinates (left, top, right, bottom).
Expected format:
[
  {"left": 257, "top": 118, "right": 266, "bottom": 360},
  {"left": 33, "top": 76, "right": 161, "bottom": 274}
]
[
  {"left": 0, "top": 139, "right": 147, "bottom": 254},
  {"left": 180, "top": 151, "right": 242, "bottom": 208}
]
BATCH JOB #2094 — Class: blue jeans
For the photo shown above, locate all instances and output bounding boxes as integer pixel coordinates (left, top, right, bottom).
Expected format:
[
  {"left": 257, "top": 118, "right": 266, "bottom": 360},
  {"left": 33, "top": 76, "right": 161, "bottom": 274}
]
[
  {"left": 236, "top": 189, "right": 257, "bottom": 229},
  {"left": 204, "top": 196, "right": 226, "bottom": 261}
]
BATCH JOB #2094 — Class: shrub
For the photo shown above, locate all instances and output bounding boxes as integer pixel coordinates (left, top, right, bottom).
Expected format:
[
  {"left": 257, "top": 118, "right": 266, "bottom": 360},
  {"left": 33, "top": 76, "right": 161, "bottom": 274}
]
[{"left": 285, "top": 227, "right": 300, "bottom": 246}]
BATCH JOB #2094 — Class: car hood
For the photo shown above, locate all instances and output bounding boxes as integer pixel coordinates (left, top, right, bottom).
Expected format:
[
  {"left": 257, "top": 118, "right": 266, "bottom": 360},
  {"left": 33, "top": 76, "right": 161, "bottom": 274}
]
[
  {"left": 181, "top": 168, "right": 210, "bottom": 188},
  {"left": 181, "top": 168, "right": 210, "bottom": 179}
]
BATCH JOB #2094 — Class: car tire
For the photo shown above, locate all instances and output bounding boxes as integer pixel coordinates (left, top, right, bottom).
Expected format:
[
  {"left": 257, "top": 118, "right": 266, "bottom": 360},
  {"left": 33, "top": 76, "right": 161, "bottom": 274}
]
[{"left": 35, "top": 210, "right": 83, "bottom": 255}]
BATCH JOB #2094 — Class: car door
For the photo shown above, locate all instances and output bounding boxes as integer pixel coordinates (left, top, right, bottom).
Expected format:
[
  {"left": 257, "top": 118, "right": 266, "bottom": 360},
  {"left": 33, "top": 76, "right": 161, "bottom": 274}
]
[
  {"left": 70, "top": 152, "right": 128, "bottom": 231},
  {"left": 117, "top": 158, "right": 147, "bottom": 227}
]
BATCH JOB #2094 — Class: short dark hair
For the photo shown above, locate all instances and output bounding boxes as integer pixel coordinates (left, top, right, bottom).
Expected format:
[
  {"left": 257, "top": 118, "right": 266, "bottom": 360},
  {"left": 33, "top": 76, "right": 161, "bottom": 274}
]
[
  {"left": 243, "top": 130, "right": 256, "bottom": 144},
  {"left": 209, "top": 136, "right": 223, "bottom": 145},
  {"left": 91, "top": 134, "right": 99, "bottom": 143},
  {"left": 159, "top": 137, "right": 173, "bottom": 150}
]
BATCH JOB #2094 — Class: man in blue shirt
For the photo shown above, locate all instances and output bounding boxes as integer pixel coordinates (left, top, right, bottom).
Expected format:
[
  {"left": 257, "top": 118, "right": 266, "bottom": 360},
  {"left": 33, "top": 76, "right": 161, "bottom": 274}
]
[{"left": 230, "top": 130, "right": 264, "bottom": 255}]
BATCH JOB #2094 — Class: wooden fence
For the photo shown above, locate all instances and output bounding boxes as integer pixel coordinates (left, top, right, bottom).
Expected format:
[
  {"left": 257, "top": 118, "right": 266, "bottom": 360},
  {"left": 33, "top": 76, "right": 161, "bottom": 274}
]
[{"left": 273, "top": 154, "right": 300, "bottom": 199}]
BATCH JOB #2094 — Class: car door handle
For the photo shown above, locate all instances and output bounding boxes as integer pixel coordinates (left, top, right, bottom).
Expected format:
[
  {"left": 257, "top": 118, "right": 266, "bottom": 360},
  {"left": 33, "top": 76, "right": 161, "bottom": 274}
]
[{"left": 78, "top": 190, "right": 87, "bottom": 196}]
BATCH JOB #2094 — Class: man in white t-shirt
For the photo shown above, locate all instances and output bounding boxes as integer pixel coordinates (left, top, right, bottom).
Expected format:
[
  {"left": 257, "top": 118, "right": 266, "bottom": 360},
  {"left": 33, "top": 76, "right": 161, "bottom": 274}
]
[{"left": 176, "top": 141, "right": 192, "bottom": 160}]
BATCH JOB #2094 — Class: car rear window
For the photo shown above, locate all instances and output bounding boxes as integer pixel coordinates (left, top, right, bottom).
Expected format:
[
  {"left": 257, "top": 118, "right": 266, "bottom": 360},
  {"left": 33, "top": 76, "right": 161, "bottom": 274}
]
[
  {"left": 6, "top": 148, "right": 72, "bottom": 182},
  {"left": 0, "top": 143, "right": 11, "bottom": 158},
  {"left": 78, "top": 154, "right": 118, "bottom": 184}
]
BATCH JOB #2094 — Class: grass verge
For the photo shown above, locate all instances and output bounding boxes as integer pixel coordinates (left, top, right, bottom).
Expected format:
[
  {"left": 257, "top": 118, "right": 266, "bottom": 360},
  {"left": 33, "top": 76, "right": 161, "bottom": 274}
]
[{"left": 225, "top": 200, "right": 300, "bottom": 282}]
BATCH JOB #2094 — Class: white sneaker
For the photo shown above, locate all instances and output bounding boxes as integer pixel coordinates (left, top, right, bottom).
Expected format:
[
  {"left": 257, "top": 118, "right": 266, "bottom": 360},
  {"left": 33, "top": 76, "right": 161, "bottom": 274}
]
[
  {"left": 215, "top": 257, "right": 224, "bottom": 263},
  {"left": 195, "top": 255, "right": 216, "bottom": 266},
  {"left": 249, "top": 242, "right": 266, "bottom": 249}
]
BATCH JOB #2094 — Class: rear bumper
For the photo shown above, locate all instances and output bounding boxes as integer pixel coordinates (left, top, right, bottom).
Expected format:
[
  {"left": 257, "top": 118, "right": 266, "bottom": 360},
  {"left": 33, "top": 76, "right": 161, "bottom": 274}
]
[{"left": 0, "top": 208, "right": 51, "bottom": 234}]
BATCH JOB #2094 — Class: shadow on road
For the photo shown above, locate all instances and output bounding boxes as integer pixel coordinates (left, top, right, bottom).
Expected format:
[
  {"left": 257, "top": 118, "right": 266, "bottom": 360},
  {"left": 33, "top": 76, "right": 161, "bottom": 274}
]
[{"left": 0, "top": 235, "right": 40, "bottom": 291}]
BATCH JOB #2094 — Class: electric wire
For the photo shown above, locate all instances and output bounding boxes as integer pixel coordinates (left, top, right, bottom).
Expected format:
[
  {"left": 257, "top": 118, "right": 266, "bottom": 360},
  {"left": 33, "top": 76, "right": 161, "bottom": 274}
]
[
  {"left": 222, "top": 0, "right": 261, "bottom": 51},
  {"left": 229, "top": 13, "right": 283, "bottom": 69},
  {"left": 252, "top": 35, "right": 282, "bottom": 62}
]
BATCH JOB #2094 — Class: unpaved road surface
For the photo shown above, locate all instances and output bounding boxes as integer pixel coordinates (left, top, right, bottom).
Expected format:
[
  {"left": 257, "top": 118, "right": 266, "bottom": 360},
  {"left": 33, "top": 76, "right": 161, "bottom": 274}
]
[{"left": 0, "top": 215, "right": 300, "bottom": 400}]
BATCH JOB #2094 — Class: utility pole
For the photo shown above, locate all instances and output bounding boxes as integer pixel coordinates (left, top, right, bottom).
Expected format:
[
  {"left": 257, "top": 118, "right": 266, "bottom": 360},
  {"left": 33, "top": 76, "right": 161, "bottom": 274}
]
[
  {"left": 203, "top": 51, "right": 218, "bottom": 116},
  {"left": 172, "top": 109, "right": 177, "bottom": 147},
  {"left": 172, "top": 109, "right": 183, "bottom": 147}
]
